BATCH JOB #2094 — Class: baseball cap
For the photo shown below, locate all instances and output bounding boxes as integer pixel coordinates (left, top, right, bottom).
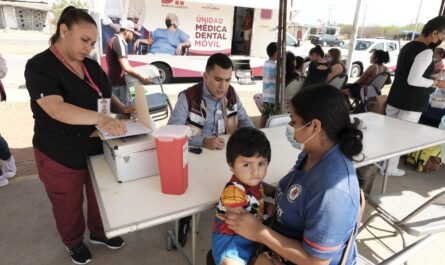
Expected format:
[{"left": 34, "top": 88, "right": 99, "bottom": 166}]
[{"left": 120, "top": 20, "right": 141, "bottom": 36}]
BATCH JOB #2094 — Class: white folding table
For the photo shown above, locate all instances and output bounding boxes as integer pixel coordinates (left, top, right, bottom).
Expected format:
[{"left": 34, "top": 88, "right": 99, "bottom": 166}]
[{"left": 88, "top": 112, "right": 445, "bottom": 265}]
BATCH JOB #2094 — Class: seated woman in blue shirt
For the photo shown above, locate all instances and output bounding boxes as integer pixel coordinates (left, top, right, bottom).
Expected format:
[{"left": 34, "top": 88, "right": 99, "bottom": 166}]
[
  {"left": 134, "top": 13, "right": 190, "bottom": 55},
  {"left": 225, "top": 84, "right": 363, "bottom": 265}
]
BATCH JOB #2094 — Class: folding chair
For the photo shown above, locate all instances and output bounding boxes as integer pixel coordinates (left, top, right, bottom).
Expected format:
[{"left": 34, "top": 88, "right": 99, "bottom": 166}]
[
  {"left": 328, "top": 73, "right": 349, "bottom": 90},
  {"left": 357, "top": 234, "right": 437, "bottom": 265},
  {"left": 125, "top": 64, "right": 172, "bottom": 121},
  {"left": 285, "top": 78, "right": 305, "bottom": 101},
  {"left": 350, "top": 72, "right": 389, "bottom": 113},
  {"left": 359, "top": 189, "right": 445, "bottom": 249},
  {"left": 265, "top": 114, "right": 291, "bottom": 128}
]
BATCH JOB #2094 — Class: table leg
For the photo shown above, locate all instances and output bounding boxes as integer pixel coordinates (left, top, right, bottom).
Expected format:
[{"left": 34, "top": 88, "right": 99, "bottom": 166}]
[
  {"left": 167, "top": 230, "right": 192, "bottom": 265},
  {"left": 381, "top": 159, "right": 390, "bottom": 194},
  {"left": 192, "top": 214, "right": 196, "bottom": 265}
]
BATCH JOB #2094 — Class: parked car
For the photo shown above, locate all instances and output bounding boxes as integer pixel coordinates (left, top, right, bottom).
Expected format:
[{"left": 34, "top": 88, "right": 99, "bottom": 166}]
[
  {"left": 340, "top": 38, "right": 400, "bottom": 78},
  {"left": 311, "top": 34, "right": 344, "bottom": 47}
]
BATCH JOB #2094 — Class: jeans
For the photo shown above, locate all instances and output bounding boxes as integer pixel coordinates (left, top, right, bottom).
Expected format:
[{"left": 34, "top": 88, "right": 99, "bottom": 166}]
[{"left": 112, "top": 85, "right": 132, "bottom": 106}]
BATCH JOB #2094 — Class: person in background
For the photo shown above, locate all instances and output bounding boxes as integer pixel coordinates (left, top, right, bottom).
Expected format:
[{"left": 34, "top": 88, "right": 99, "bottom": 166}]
[
  {"left": 212, "top": 127, "right": 274, "bottom": 265},
  {"left": 261, "top": 42, "right": 278, "bottom": 128},
  {"left": 326, "top": 48, "right": 346, "bottom": 82},
  {"left": 295, "top": 56, "right": 305, "bottom": 78},
  {"left": 386, "top": 16, "right": 445, "bottom": 177},
  {"left": 25, "top": 7, "right": 133, "bottom": 264},
  {"left": 304, "top": 45, "right": 330, "bottom": 88},
  {"left": 0, "top": 53, "right": 17, "bottom": 187},
  {"left": 285, "top": 52, "right": 299, "bottom": 86},
  {"left": 225, "top": 84, "right": 362, "bottom": 265},
  {"left": 106, "top": 19, "right": 150, "bottom": 106},
  {"left": 168, "top": 53, "right": 253, "bottom": 247},
  {"left": 99, "top": 0, "right": 126, "bottom": 52},
  {"left": 134, "top": 13, "right": 190, "bottom": 55},
  {"left": 342, "top": 50, "right": 391, "bottom": 98},
  {"left": 432, "top": 47, "right": 445, "bottom": 78},
  {"left": 242, "top": 9, "right": 254, "bottom": 54}
]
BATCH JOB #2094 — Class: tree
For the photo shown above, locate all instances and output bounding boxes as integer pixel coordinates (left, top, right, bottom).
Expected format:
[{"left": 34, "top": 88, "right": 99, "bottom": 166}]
[{"left": 51, "top": 0, "right": 89, "bottom": 22}]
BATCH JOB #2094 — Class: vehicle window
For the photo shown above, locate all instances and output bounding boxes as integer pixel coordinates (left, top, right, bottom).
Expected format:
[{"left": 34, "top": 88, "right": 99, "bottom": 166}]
[
  {"left": 355, "top": 41, "right": 374, "bottom": 51},
  {"left": 373, "top": 43, "right": 385, "bottom": 51},
  {"left": 286, "top": 35, "right": 297, "bottom": 46},
  {"left": 387, "top": 42, "right": 397, "bottom": 52}
]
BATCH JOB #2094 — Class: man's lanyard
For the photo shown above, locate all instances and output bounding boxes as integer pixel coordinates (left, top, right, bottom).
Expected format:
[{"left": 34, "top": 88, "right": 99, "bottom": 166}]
[{"left": 50, "top": 45, "right": 103, "bottom": 97}]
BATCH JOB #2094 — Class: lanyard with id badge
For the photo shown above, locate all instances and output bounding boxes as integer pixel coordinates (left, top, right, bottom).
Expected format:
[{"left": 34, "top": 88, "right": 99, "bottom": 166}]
[{"left": 50, "top": 45, "right": 110, "bottom": 116}]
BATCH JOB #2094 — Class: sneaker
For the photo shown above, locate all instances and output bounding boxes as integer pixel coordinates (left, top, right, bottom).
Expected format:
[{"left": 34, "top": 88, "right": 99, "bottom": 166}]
[
  {"left": 90, "top": 235, "right": 125, "bottom": 249},
  {"left": 65, "top": 241, "right": 92, "bottom": 265},
  {"left": 2, "top": 156, "right": 16, "bottom": 178},
  {"left": 389, "top": 168, "right": 406, "bottom": 177},
  {"left": 0, "top": 175, "right": 8, "bottom": 187}
]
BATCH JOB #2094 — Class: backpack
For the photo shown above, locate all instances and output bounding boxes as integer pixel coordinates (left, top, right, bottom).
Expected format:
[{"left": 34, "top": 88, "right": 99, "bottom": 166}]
[{"left": 404, "top": 145, "right": 442, "bottom": 173}]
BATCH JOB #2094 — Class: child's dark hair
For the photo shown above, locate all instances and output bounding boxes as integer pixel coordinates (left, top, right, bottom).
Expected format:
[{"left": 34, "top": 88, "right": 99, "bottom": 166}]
[
  {"left": 373, "top": 50, "right": 390, "bottom": 64},
  {"left": 309, "top": 45, "right": 325, "bottom": 58},
  {"left": 226, "top": 127, "right": 271, "bottom": 166},
  {"left": 266, "top": 42, "right": 278, "bottom": 57},
  {"left": 205, "top": 53, "right": 233, "bottom": 72},
  {"left": 295, "top": 56, "right": 304, "bottom": 70},
  {"left": 50, "top": 6, "right": 97, "bottom": 45},
  {"left": 290, "top": 84, "right": 363, "bottom": 160}
]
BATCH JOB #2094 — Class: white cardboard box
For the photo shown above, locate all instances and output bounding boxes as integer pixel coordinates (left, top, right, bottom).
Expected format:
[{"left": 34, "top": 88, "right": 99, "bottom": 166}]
[{"left": 103, "top": 134, "right": 159, "bottom": 183}]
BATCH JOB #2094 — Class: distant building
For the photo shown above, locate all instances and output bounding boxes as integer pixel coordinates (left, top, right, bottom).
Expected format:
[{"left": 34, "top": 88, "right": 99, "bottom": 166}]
[{"left": 0, "top": 0, "right": 50, "bottom": 31}]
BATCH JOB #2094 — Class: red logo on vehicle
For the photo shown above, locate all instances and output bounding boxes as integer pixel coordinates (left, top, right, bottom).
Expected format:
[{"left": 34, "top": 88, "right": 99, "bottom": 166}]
[{"left": 161, "top": 0, "right": 184, "bottom": 5}]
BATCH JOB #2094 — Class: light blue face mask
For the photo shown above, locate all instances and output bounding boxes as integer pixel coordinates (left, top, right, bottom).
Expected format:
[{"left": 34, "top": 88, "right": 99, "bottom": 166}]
[{"left": 285, "top": 122, "right": 317, "bottom": 150}]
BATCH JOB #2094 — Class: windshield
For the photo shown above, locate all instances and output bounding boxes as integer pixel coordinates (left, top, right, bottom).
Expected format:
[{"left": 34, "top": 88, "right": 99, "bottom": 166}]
[
  {"left": 355, "top": 41, "right": 374, "bottom": 51},
  {"left": 286, "top": 34, "right": 297, "bottom": 46}
]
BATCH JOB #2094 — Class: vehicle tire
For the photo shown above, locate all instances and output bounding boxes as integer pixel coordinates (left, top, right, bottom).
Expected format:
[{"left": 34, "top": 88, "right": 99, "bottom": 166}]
[
  {"left": 350, "top": 63, "right": 362, "bottom": 78},
  {"left": 322, "top": 41, "right": 328, "bottom": 47},
  {"left": 152, "top": 63, "right": 172, "bottom": 84}
]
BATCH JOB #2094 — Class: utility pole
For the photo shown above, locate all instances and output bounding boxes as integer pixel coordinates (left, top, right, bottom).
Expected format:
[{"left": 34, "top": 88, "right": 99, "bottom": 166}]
[
  {"left": 360, "top": 3, "right": 367, "bottom": 38},
  {"left": 328, "top": 5, "right": 332, "bottom": 26},
  {"left": 412, "top": 0, "right": 423, "bottom": 41}
]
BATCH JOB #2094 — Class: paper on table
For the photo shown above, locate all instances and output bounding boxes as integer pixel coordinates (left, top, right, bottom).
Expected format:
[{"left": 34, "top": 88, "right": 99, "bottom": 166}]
[
  {"left": 95, "top": 120, "right": 152, "bottom": 140},
  {"left": 134, "top": 85, "right": 155, "bottom": 130}
]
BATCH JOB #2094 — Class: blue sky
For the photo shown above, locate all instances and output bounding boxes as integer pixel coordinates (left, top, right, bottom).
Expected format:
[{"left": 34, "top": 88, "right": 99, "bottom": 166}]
[{"left": 293, "top": 0, "right": 442, "bottom": 26}]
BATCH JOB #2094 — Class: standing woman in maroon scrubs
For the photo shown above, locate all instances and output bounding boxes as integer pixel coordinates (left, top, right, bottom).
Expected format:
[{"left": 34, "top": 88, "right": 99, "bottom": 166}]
[{"left": 25, "top": 6, "right": 133, "bottom": 265}]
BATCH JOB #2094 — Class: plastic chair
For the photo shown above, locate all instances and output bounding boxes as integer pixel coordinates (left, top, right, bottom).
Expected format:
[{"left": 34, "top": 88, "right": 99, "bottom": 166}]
[
  {"left": 357, "top": 234, "right": 437, "bottom": 265},
  {"left": 350, "top": 72, "right": 389, "bottom": 113},
  {"left": 265, "top": 114, "right": 291, "bottom": 128},
  {"left": 125, "top": 65, "right": 172, "bottom": 121},
  {"left": 285, "top": 78, "right": 305, "bottom": 101},
  {"left": 359, "top": 189, "right": 445, "bottom": 249},
  {"left": 328, "top": 73, "right": 348, "bottom": 90}
]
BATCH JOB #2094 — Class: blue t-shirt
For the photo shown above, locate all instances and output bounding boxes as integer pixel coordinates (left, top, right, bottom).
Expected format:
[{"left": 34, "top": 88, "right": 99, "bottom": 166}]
[
  {"left": 262, "top": 59, "right": 277, "bottom": 103},
  {"left": 150, "top": 28, "right": 189, "bottom": 55},
  {"left": 273, "top": 145, "right": 359, "bottom": 265}
]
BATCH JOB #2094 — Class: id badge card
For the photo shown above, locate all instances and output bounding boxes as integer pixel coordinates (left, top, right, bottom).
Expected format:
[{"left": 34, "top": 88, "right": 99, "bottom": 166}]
[
  {"left": 98, "top": 98, "right": 111, "bottom": 116},
  {"left": 217, "top": 119, "right": 225, "bottom": 134}
]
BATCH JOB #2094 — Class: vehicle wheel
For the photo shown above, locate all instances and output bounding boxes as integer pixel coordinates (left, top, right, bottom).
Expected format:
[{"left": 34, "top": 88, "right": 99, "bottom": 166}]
[
  {"left": 350, "top": 64, "right": 362, "bottom": 78},
  {"left": 322, "top": 41, "right": 328, "bottom": 47},
  {"left": 152, "top": 63, "right": 172, "bottom": 84}
]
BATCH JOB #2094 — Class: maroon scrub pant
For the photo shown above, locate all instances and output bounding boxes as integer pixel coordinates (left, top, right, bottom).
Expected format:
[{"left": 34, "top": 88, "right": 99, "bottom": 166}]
[{"left": 34, "top": 148, "right": 105, "bottom": 247}]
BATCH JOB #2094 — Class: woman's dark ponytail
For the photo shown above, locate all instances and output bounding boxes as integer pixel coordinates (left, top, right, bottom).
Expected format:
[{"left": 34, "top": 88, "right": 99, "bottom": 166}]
[
  {"left": 49, "top": 6, "right": 96, "bottom": 45},
  {"left": 339, "top": 117, "right": 363, "bottom": 161}
]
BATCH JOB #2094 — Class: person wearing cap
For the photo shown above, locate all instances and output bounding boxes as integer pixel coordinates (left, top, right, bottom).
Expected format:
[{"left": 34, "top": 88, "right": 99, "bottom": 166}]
[
  {"left": 134, "top": 13, "right": 191, "bottom": 55},
  {"left": 106, "top": 19, "right": 151, "bottom": 105}
]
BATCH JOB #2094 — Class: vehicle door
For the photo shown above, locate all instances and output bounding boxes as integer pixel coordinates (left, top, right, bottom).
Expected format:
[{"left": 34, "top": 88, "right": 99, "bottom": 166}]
[{"left": 386, "top": 41, "right": 399, "bottom": 66}]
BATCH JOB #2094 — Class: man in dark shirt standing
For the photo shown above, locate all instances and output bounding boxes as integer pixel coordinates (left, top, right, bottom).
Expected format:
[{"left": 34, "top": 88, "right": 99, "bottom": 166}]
[{"left": 106, "top": 19, "right": 150, "bottom": 105}]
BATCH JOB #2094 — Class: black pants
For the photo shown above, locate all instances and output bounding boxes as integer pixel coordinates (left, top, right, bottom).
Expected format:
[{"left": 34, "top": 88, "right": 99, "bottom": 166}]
[{"left": 0, "top": 135, "right": 12, "bottom": 174}]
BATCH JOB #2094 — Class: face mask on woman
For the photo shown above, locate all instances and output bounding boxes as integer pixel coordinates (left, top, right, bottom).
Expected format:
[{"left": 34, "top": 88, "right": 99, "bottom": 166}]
[
  {"left": 429, "top": 40, "right": 443, "bottom": 49},
  {"left": 165, "top": 19, "right": 172, "bottom": 28},
  {"left": 285, "top": 122, "right": 318, "bottom": 150}
]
